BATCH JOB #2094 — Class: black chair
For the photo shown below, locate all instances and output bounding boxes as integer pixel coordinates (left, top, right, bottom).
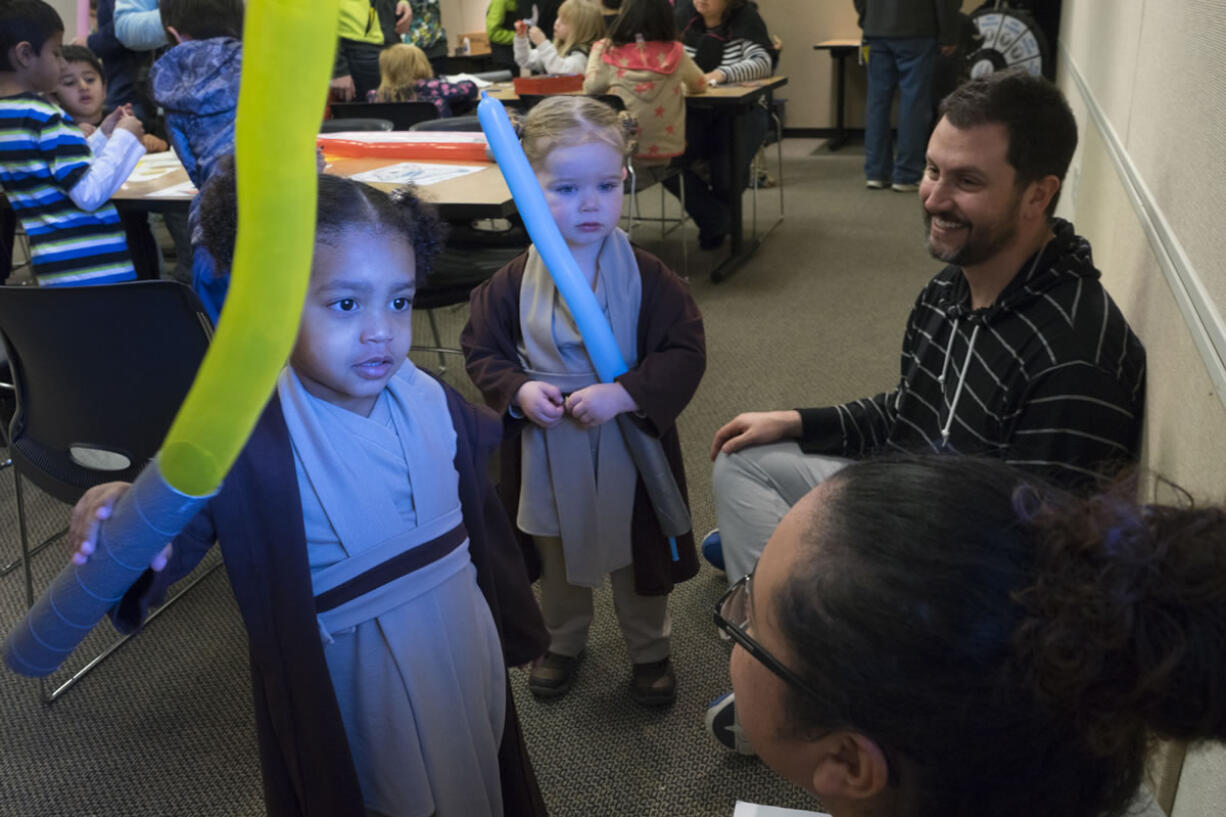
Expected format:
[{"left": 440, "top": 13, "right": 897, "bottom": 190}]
[
  {"left": 414, "top": 246, "right": 525, "bottom": 373},
  {"left": 330, "top": 101, "right": 440, "bottom": 131},
  {"left": 319, "top": 117, "right": 394, "bottom": 133},
  {"left": 409, "top": 115, "right": 483, "bottom": 133},
  {"left": 0, "top": 280, "right": 220, "bottom": 701}
]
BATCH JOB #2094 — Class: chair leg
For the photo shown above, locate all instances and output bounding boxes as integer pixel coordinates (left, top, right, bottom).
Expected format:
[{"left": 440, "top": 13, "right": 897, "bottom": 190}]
[
  {"left": 40, "top": 560, "right": 224, "bottom": 703},
  {"left": 3, "top": 473, "right": 67, "bottom": 577},
  {"left": 426, "top": 309, "right": 446, "bottom": 374},
  {"left": 15, "top": 470, "right": 34, "bottom": 608}
]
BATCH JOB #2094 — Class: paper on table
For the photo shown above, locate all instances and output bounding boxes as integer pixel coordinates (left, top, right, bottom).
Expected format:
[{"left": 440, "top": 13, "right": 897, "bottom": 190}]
[
  {"left": 733, "top": 802, "right": 830, "bottom": 817},
  {"left": 349, "top": 162, "right": 485, "bottom": 186},
  {"left": 145, "top": 180, "right": 198, "bottom": 197},
  {"left": 125, "top": 150, "right": 185, "bottom": 182},
  {"left": 442, "top": 72, "right": 493, "bottom": 88}
]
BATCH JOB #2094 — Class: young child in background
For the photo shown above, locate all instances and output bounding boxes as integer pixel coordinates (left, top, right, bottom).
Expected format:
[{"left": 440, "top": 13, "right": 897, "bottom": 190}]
[
  {"left": 584, "top": 0, "right": 705, "bottom": 166},
  {"left": 462, "top": 96, "right": 706, "bottom": 706},
  {"left": 368, "top": 42, "right": 478, "bottom": 117},
  {"left": 513, "top": 0, "right": 604, "bottom": 76},
  {"left": 0, "top": 0, "right": 145, "bottom": 286},
  {"left": 147, "top": 0, "right": 241, "bottom": 322},
  {"left": 70, "top": 173, "right": 549, "bottom": 817},
  {"left": 55, "top": 45, "right": 168, "bottom": 152}
]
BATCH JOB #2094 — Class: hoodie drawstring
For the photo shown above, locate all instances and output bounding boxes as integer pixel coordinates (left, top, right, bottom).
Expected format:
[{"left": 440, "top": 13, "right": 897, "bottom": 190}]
[
  {"left": 940, "top": 322, "right": 980, "bottom": 446},
  {"left": 938, "top": 317, "right": 958, "bottom": 389}
]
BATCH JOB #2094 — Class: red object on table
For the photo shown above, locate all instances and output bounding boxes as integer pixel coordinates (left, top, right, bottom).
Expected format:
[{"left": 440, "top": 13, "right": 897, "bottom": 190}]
[{"left": 316, "top": 137, "right": 490, "bottom": 163}]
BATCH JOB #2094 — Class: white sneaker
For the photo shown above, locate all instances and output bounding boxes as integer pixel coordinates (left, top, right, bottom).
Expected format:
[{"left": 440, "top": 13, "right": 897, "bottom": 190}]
[
  {"left": 865, "top": 179, "right": 886, "bottom": 189},
  {"left": 891, "top": 182, "right": 919, "bottom": 192},
  {"left": 705, "top": 692, "right": 756, "bottom": 755}
]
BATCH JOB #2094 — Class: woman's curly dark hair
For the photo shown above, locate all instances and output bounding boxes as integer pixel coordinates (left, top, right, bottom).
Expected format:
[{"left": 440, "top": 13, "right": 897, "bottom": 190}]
[
  {"left": 197, "top": 154, "right": 446, "bottom": 286},
  {"left": 773, "top": 456, "right": 1226, "bottom": 817}
]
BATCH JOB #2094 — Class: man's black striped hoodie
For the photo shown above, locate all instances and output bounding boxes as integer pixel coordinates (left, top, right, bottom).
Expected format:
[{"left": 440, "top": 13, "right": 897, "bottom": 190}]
[{"left": 797, "top": 218, "right": 1146, "bottom": 490}]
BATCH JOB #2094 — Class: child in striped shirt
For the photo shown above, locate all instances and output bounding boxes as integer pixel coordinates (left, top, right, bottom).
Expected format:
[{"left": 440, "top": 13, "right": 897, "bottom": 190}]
[{"left": 0, "top": 0, "right": 145, "bottom": 286}]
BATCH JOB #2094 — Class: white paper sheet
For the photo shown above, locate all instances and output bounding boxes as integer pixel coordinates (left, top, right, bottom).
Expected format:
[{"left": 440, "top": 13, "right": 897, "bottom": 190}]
[
  {"left": 442, "top": 72, "right": 493, "bottom": 88},
  {"left": 349, "top": 162, "right": 485, "bottom": 186},
  {"left": 125, "top": 150, "right": 184, "bottom": 182},
  {"left": 144, "top": 180, "right": 198, "bottom": 197},
  {"left": 732, "top": 802, "right": 830, "bottom": 817}
]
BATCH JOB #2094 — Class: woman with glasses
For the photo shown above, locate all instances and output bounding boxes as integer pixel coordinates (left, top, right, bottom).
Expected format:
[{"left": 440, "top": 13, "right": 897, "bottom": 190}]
[{"left": 715, "top": 456, "right": 1226, "bottom": 817}]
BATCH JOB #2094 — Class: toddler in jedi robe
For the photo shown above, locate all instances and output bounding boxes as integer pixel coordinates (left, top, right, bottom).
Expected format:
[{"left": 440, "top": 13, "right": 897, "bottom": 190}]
[
  {"left": 462, "top": 95, "right": 706, "bottom": 706},
  {"left": 69, "top": 173, "right": 548, "bottom": 817}
]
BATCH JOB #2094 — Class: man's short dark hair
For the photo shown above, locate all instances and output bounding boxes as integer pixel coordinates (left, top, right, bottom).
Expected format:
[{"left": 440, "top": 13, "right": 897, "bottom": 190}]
[
  {"left": 61, "top": 44, "right": 102, "bottom": 79},
  {"left": 159, "top": 0, "right": 244, "bottom": 41},
  {"left": 939, "top": 70, "right": 1078, "bottom": 216},
  {"left": 0, "top": 0, "right": 63, "bottom": 71}
]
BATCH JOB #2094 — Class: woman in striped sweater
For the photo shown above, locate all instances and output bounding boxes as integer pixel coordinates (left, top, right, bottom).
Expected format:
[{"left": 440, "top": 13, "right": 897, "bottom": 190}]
[{"left": 665, "top": 0, "right": 775, "bottom": 248}]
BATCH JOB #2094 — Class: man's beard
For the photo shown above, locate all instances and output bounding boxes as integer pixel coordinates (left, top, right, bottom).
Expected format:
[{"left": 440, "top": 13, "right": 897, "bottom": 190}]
[{"left": 923, "top": 196, "right": 1022, "bottom": 267}]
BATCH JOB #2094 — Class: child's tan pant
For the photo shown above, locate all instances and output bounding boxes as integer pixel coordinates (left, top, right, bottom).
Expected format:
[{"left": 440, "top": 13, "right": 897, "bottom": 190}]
[{"left": 534, "top": 536, "right": 671, "bottom": 663}]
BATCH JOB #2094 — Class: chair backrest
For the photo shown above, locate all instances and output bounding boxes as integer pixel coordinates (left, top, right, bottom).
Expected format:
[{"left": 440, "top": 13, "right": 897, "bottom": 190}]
[
  {"left": 319, "top": 117, "right": 394, "bottom": 133},
  {"left": 409, "top": 115, "right": 483, "bottom": 133},
  {"left": 330, "top": 101, "right": 440, "bottom": 130},
  {"left": 0, "top": 281, "right": 212, "bottom": 503}
]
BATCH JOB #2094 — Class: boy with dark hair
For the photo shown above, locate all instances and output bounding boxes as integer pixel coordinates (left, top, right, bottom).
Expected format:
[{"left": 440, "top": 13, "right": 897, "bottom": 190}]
[
  {"left": 0, "top": 0, "right": 146, "bottom": 286},
  {"left": 147, "top": 0, "right": 243, "bottom": 321},
  {"left": 55, "top": 43, "right": 167, "bottom": 153}
]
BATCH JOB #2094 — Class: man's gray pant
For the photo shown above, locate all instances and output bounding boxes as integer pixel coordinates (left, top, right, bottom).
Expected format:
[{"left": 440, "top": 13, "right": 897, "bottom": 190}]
[{"left": 711, "top": 442, "right": 853, "bottom": 585}]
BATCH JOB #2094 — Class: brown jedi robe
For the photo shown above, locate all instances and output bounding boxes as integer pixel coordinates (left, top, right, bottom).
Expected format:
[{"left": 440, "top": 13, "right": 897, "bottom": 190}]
[{"left": 461, "top": 246, "right": 705, "bottom": 595}]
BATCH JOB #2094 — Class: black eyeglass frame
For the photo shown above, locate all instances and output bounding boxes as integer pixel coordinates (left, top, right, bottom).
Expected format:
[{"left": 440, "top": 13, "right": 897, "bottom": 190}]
[{"left": 712, "top": 572, "right": 827, "bottom": 702}]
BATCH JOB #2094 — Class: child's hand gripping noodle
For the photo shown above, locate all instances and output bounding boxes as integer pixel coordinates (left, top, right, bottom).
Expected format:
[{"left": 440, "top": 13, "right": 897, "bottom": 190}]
[
  {"left": 476, "top": 92, "right": 691, "bottom": 550},
  {"left": 3, "top": 0, "right": 341, "bottom": 678}
]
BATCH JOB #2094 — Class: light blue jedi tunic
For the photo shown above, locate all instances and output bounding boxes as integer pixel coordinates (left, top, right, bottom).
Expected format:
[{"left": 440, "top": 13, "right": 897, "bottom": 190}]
[{"left": 277, "top": 364, "right": 506, "bottom": 817}]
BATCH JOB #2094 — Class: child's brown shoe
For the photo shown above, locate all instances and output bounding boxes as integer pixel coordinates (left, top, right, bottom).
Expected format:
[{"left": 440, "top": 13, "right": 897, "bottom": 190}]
[
  {"left": 528, "top": 651, "right": 583, "bottom": 699},
  {"left": 630, "top": 657, "right": 676, "bottom": 706}
]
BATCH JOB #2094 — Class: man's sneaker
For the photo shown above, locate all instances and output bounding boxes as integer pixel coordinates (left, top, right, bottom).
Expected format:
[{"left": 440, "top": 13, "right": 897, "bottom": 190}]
[
  {"left": 891, "top": 182, "right": 919, "bottom": 192},
  {"left": 865, "top": 179, "right": 886, "bottom": 189},
  {"left": 705, "top": 692, "right": 756, "bottom": 755},
  {"left": 701, "top": 529, "right": 725, "bottom": 571}
]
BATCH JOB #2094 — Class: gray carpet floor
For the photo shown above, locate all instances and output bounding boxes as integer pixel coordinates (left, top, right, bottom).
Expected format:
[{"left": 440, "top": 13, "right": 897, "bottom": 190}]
[{"left": 0, "top": 139, "right": 942, "bottom": 817}]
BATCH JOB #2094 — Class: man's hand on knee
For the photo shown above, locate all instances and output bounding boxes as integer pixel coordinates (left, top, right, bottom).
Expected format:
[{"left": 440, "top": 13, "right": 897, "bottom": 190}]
[{"left": 710, "top": 410, "right": 803, "bottom": 459}]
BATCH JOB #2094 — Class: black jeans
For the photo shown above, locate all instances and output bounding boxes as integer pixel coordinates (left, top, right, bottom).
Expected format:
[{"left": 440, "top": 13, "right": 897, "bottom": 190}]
[
  {"left": 337, "top": 38, "right": 383, "bottom": 100},
  {"left": 664, "top": 104, "right": 770, "bottom": 242}
]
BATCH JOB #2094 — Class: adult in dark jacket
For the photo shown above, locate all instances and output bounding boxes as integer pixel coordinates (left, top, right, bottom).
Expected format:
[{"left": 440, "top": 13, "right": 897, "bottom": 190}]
[
  {"left": 701, "top": 70, "right": 1147, "bottom": 757},
  {"left": 855, "top": 0, "right": 959, "bottom": 190},
  {"left": 708, "top": 70, "right": 1146, "bottom": 590},
  {"left": 84, "top": 0, "right": 155, "bottom": 120},
  {"left": 110, "top": 387, "right": 549, "bottom": 817}
]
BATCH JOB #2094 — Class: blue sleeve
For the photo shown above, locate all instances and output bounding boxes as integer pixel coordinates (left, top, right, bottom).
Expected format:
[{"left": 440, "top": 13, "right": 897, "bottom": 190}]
[{"left": 114, "top": 0, "right": 169, "bottom": 51}]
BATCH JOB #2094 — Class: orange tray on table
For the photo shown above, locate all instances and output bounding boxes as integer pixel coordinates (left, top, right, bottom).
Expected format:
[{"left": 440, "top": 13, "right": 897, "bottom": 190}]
[{"left": 316, "top": 133, "right": 490, "bottom": 163}]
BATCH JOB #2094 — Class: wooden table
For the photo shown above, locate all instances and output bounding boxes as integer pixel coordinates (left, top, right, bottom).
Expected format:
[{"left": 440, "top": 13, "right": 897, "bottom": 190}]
[
  {"left": 113, "top": 154, "right": 515, "bottom": 221},
  {"left": 484, "top": 75, "right": 789, "bottom": 282},
  {"left": 813, "top": 39, "right": 861, "bottom": 151}
]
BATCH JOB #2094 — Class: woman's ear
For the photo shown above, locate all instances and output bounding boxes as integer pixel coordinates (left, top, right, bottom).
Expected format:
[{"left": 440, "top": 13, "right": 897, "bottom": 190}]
[{"left": 810, "top": 731, "right": 891, "bottom": 804}]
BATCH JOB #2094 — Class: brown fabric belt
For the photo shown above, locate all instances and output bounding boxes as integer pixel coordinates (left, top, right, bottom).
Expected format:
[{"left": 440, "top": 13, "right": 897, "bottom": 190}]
[{"left": 313, "top": 523, "right": 469, "bottom": 613}]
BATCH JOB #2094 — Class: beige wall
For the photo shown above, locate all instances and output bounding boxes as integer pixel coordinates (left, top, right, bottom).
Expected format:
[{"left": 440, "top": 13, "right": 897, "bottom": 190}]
[
  {"left": 1056, "top": 1, "right": 1226, "bottom": 814},
  {"left": 438, "top": 0, "right": 979, "bottom": 128}
]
